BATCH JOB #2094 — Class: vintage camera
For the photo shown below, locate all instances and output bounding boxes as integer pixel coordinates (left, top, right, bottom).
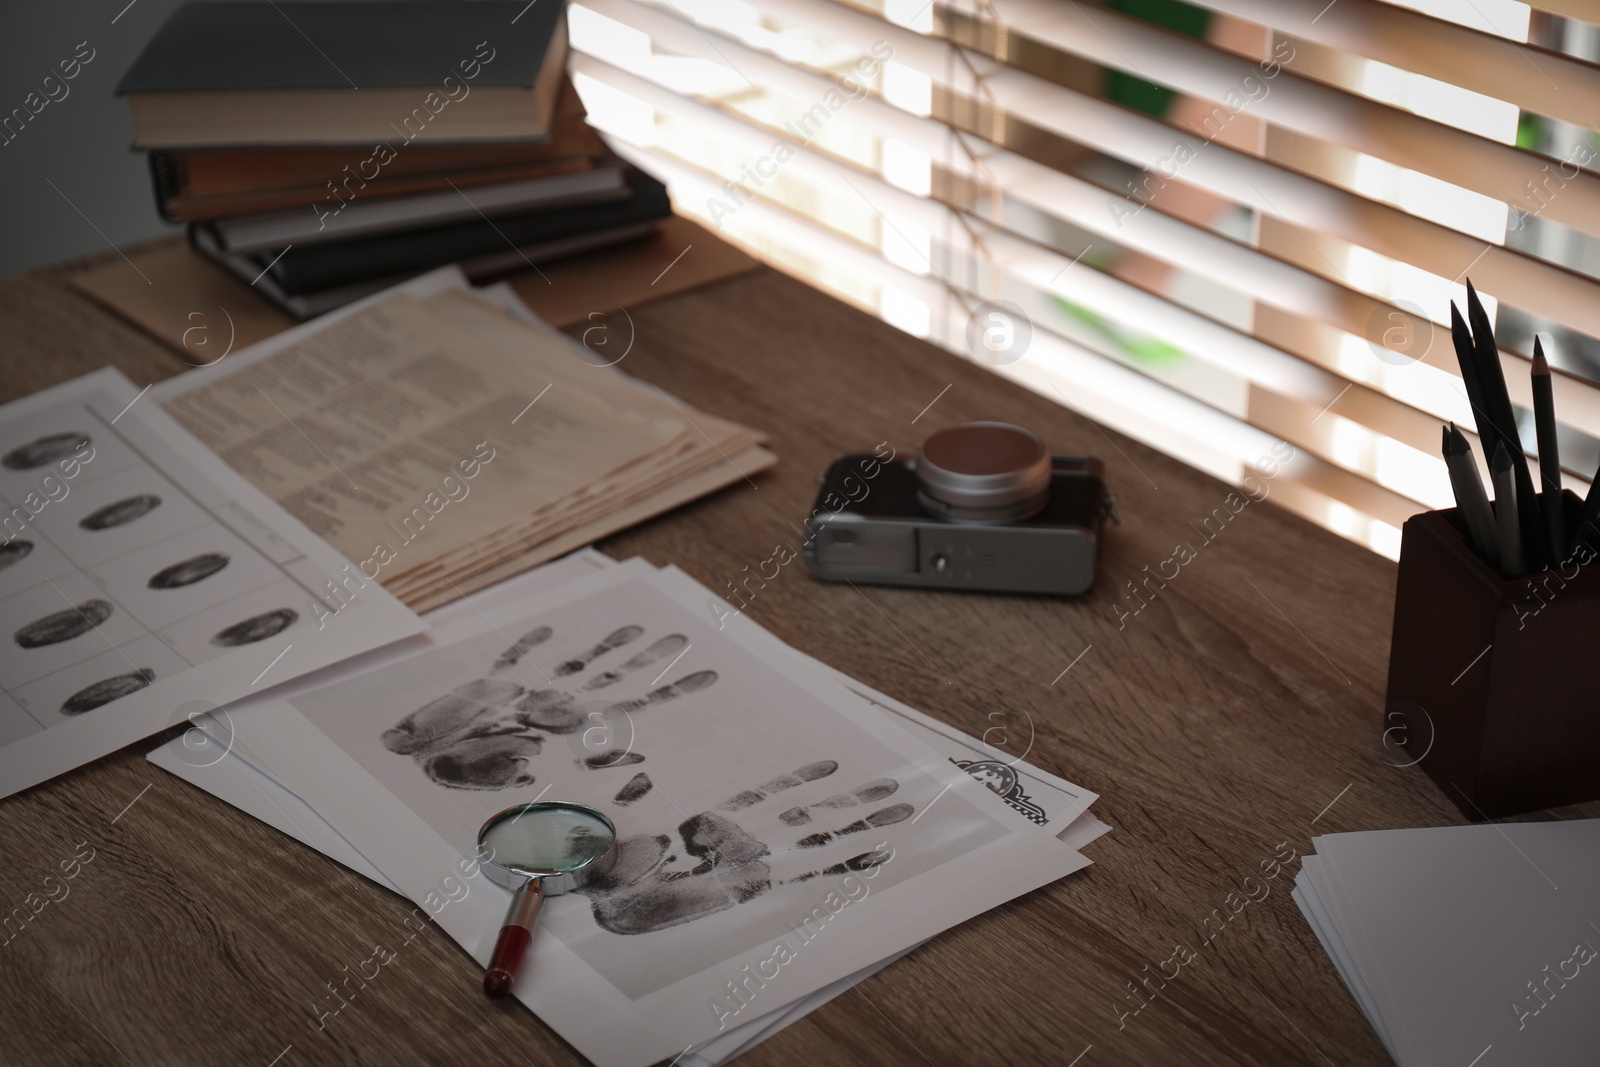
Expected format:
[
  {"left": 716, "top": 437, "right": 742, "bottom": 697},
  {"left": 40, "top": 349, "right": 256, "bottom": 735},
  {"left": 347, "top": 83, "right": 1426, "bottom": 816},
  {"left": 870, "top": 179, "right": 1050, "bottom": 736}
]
[{"left": 802, "top": 422, "right": 1116, "bottom": 595}]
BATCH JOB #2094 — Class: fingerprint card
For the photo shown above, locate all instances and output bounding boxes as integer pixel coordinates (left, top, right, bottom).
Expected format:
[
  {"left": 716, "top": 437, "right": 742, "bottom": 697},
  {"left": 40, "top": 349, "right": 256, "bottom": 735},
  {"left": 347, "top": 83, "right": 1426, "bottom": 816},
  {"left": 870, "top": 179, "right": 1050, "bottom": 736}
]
[{"left": 0, "top": 367, "right": 424, "bottom": 799}]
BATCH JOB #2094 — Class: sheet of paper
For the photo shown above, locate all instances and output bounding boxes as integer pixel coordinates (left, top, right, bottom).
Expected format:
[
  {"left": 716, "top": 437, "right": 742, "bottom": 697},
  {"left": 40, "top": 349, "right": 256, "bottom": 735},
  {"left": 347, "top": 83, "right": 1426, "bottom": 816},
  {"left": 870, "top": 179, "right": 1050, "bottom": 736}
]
[
  {"left": 147, "top": 268, "right": 775, "bottom": 611},
  {"left": 154, "top": 289, "right": 684, "bottom": 581},
  {"left": 68, "top": 216, "right": 756, "bottom": 359},
  {"left": 681, "top": 946, "right": 918, "bottom": 1067},
  {"left": 149, "top": 729, "right": 894, "bottom": 1066},
  {"left": 67, "top": 240, "right": 298, "bottom": 356},
  {"left": 1305, "top": 822, "right": 1600, "bottom": 1067},
  {"left": 375, "top": 289, "right": 765, "bottom": 594},
  {"left": 1292, "top": 863, "right": 1395, "bottom": 1061},
  {"left": 150, "top": 728, "right": 399, "bottom": 889},
  {"left": 399, "top": 444, "right": 776, "bottom": 613},
  {"left": 151, "top": 720, "right": 910, "bottom": 1066},
  {"left": 655, "top": 564, "right": 1101, "bottom": 836},
  {"left": 0, "top": 367, "right": 423, "bottom": 800},
  {"left": 181, "top": 561, "right": 1089, "bottom": 1067},
  {"left": 147, "top": 551, "right": 1105, "bottom": 1064}
]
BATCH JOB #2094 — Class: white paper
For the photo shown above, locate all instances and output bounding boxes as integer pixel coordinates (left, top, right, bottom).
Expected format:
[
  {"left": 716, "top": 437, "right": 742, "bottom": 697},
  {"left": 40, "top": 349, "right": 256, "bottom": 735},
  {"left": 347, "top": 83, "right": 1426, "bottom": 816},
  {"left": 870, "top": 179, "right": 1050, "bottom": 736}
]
[
  {"left": 654, "top": 564, "right": 1101, "bottom": 835},
  {"left": 178, "top": 560, "right": 1089, "bottom": 1067},
  {"left": 146, "top": 549, "right": 617, "bottom": 893},
  {"left": 147, "top": 551, "right": 1106, "bottom": 1065},
  {"left": 1298, "top": 821, "right": 1600, "bottom": 1067},
  {"left": 0, "top": 368, "right": 424, "bottom": 799},
  {"left": 1292, "top": 862, "right": 1396, "bottom": 1061},
  {"left": 149, "top": 728, "right": 399, "bottom": 890}
]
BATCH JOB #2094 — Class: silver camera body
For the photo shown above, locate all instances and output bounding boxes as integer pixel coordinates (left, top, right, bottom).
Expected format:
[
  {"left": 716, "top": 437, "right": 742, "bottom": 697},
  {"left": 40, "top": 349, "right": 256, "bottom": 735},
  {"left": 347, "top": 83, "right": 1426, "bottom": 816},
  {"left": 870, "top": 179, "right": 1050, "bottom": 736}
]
[{"left": 802, "top": 423, "right": 1115, "bottom": 596}]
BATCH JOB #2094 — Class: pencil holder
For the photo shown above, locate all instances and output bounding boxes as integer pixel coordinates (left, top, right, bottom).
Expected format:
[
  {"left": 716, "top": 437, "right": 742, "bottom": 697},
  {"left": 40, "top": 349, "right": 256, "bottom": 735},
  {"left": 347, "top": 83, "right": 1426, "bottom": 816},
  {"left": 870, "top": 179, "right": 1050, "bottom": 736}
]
[{"left": 1384, "top": 492, "right": 1600, "bottom": 819}]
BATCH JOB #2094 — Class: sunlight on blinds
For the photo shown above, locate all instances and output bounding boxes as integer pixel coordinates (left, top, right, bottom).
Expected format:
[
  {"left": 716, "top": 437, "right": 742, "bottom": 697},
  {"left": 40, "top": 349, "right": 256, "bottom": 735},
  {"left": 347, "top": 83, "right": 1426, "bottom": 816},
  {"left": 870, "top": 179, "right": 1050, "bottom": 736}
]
[{"left": 569, "top": 0, "right": 1600, "bottom": 560}]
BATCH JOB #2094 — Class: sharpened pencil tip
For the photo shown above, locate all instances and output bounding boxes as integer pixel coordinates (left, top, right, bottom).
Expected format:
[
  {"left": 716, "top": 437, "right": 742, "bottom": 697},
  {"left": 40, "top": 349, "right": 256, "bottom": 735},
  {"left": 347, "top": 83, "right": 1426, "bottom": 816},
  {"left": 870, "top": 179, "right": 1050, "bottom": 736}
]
[
  {"left": 1491, "top": 438, "right": 1513, "bottom": 471},
  {"left": 1532, "top": 337, "right": 1548, "bottom": 374},
  {"left": 1465, "top": 281, "right": 1491, "bottom": 328}
]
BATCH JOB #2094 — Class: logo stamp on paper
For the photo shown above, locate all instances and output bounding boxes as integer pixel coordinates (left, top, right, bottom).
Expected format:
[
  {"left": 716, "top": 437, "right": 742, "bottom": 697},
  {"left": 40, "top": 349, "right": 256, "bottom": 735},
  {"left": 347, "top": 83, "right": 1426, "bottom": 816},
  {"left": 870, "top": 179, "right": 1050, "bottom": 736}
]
[{"left": 950, "top": 757, "right": 1048, "bottom": 825}]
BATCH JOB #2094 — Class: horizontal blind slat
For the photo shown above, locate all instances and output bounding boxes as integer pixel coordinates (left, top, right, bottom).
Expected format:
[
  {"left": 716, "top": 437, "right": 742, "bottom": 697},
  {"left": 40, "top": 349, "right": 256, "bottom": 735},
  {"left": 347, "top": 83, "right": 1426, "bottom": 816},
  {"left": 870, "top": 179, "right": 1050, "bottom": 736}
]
[
  {"left": 1146, "top": 0, "right": 1600, "bottom": 128},
  {"left": 935, "top": 0, "right": 1600, "bottom": 244},
  {"left": 575, "top": 56, "right": 1540, "bottom": 524},
  {"left": 585, "top": 0, "right": 1600, "bottom": 557},
  {"left": 684, "top": 0, "right": 1600, "bottom": 340},
  {"left": 570, "top": 9, "right": 1600, "bottom": 443}
]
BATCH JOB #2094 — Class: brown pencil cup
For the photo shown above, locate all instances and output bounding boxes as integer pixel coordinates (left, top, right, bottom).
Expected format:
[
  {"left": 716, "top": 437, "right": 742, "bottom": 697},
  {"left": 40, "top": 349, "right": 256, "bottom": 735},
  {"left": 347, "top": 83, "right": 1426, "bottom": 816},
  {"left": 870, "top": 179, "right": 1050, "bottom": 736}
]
[{"left": 1383, "top": 492, "right": 1600, "bottom": 819}]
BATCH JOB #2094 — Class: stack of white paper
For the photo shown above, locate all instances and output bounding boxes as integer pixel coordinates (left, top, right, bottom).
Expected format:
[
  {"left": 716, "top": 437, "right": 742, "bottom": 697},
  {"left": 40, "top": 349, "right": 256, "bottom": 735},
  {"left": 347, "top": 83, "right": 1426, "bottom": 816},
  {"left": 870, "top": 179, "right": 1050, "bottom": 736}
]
[
  {"left": 151, "top": 550, "right": 1109, "bottom": 1066},
  {"left": 1295, "top": 820, "right": 1600, "bottom": 1067},
  {"left": 0, "top": 368, "right": 424, "bottom": 801}
]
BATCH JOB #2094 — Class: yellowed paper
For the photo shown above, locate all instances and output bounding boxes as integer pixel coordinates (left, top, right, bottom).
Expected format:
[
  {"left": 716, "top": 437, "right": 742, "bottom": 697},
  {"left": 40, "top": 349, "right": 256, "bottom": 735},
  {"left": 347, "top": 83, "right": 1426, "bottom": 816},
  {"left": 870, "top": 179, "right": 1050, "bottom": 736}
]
[{"left": 163, "top": 293, "right": 683, "bottom": 581}]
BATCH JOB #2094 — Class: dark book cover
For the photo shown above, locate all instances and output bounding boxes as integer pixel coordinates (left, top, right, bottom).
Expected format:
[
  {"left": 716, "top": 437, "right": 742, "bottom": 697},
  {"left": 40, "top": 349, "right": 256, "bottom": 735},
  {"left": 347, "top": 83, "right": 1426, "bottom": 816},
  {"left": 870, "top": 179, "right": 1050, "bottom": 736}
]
[
  {"left": 216, "top": 166, "right": 671, "bottom": 295},
  {"left": 118, "top": 0, "right": 562, "bottom": 93}
]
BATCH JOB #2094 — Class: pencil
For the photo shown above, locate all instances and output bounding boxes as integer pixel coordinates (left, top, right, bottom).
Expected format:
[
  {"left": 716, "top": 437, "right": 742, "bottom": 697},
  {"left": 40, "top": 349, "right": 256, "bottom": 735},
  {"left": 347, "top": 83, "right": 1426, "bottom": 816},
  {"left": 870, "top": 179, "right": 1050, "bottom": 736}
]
[
  {"left": 1466, "top": 280, "right": 1545, "bottom": 566},
  {"left": 1443, "top": 423, "right": 1499, "bottom": 567},
  {"left": 1491, "top": 440, "right": 1526, "bottom": 576},
  {"left": 1450, "top": 302, "right": 1489, "bottom": 431},
  {"left": 1575, "top": 454, "right": 1600, "bottom": 557},
  {"left": 1530, "top": 338, "right": 1565, "bottom": 560}
]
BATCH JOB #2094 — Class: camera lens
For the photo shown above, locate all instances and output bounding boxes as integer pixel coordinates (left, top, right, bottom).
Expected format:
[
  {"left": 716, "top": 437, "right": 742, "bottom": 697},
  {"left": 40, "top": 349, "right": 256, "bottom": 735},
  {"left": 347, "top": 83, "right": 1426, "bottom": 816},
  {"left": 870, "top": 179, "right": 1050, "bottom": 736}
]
[{"left": 915, "top": 422, "right": 1050, "bottom": 523}]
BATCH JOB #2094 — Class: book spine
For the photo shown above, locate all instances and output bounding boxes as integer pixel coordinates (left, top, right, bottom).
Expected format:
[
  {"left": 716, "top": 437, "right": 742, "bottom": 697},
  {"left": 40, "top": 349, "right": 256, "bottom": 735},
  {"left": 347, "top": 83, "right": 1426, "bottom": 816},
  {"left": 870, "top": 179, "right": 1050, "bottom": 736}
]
[{"left": 149, "top": 151, "right": 185, "bottom": 225}]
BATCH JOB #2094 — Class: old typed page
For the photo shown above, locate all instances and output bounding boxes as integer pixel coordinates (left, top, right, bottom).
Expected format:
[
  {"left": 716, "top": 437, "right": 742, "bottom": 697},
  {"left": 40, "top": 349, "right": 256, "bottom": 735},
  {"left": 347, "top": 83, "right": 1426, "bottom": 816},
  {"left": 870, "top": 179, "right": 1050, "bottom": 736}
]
[{"left": 159, "top": 293, "right": 684, "bottom": 585}]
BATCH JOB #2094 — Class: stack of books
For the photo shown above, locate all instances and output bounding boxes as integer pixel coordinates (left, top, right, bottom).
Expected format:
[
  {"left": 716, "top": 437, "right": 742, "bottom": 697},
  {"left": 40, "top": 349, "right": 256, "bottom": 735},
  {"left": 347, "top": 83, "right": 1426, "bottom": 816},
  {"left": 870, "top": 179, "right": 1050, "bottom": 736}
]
[{"left": 117, "top": 1, "right": 671, "bottom": 317}]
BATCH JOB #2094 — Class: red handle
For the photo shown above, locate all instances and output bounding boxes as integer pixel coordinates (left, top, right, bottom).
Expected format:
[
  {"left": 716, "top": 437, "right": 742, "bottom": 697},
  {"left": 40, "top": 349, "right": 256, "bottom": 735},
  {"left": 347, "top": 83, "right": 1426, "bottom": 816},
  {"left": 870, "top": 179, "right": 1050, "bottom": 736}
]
[
  {"left": 483, "top": 924, "right": 532, "bottom": 998},
  {"left": 483, "top": 879, "right": 544, "bottom": 999}
]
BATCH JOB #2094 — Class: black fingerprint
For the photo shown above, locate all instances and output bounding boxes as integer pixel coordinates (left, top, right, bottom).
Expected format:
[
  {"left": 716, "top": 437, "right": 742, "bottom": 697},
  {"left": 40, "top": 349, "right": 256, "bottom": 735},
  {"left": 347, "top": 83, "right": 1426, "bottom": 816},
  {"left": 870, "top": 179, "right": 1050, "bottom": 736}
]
[
  {"left": 582, "top": 749, "right": 643, "bottom": 769},
  {"left": 0, "top": 540, "right": 32, "bottom": 572},
  {"left": 789, "top": 849, "right": 894, "bottom": 883},
  {"left": 15, "top": 599, "right": 113, "bottom": 648},
  {"left": 210, "top": 608, "right": 298, "bottom": 647},
  {"left": 2, "top": 432, "right": 89, "bottom": 471},
  {"left": 796, "top": 803, "right": 915, "bottom": 848},
  {"left": 80, "top": 494, "right": 162, "bottom": 531},
  {"left": 148, "top": 552, "right": 229, "bottom": 590},
  {"left": 61, "top": 669, "right": 155, "bottom": 715},
  {"left": 613, "top": 772, "right": 653, "bottom": 806}
]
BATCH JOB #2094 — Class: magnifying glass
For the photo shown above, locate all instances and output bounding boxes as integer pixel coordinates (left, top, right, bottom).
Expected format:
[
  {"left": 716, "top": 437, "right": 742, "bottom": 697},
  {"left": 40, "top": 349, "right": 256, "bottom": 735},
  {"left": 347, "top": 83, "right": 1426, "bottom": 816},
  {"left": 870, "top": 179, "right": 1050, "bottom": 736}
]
[{"left": 477, "top": 801, "right": 617, "bottom": 998}]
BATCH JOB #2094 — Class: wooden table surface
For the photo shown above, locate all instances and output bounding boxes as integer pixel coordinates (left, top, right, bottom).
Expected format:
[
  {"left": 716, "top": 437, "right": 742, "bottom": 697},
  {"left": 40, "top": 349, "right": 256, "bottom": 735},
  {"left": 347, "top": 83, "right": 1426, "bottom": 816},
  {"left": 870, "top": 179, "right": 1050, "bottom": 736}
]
[{"left": 2, "top": 241, "right": 1590, "bottom": 1067}]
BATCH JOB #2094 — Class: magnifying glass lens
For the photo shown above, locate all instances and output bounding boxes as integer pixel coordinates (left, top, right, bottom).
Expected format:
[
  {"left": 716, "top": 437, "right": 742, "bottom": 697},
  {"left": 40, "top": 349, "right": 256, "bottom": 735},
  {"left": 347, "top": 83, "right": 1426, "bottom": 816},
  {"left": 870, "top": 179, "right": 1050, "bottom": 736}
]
[
  {"left": 480, "top": 807, "right": 613, "bottom": 874},
  {"left": 477, "top": 802, "right": 616, "bottom": 998}
]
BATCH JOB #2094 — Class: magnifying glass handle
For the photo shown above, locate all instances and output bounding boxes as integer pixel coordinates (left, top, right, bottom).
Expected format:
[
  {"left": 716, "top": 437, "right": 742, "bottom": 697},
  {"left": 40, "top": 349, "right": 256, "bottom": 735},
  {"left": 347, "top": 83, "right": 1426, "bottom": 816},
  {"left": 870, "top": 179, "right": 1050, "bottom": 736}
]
[{"left": 483, "top": 878, "right": 545, "bottom": 998}]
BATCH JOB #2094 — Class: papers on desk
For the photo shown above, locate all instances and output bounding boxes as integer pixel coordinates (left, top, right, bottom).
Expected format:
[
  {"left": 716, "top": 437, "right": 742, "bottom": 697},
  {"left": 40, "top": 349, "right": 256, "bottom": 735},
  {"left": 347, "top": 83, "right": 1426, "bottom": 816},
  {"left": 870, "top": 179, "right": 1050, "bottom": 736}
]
[
  {"left": 148, "top": 551, "right": 1108, "bottom": 1067},
  {"left": 1294, "top": 820, "right": 1600, "bottom": 1067},
  {"left": 0, "top": 367, "right": 423, "bottom": 800},
  {"left": 152, "top": 268, "right": 775, "bottom": 612}
]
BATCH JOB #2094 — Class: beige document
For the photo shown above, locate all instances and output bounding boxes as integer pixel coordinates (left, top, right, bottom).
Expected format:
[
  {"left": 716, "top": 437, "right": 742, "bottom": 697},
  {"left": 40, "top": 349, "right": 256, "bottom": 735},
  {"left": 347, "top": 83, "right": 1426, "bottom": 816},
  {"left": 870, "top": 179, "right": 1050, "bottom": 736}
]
[
  {"left": 154, "top": 273, "right": 775, "bottom": 608},
  {"left": 162, "top": 293, "right": 684, "bottom": 584}
]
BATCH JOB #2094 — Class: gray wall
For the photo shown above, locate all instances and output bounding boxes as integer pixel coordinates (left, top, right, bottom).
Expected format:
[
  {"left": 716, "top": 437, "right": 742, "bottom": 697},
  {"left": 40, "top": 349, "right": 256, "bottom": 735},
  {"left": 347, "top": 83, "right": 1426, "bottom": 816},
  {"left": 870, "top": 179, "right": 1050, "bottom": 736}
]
[{"left": 0, "top": 0, "right": 236, "bottom": 276}]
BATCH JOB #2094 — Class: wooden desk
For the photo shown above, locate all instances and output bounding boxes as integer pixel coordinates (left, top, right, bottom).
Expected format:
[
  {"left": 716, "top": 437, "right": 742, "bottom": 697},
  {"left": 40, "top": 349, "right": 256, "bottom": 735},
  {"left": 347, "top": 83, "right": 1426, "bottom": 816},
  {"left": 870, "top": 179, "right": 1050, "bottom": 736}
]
[{"left": 2, "top": 244, "right": 1588, "bottom": 1066}]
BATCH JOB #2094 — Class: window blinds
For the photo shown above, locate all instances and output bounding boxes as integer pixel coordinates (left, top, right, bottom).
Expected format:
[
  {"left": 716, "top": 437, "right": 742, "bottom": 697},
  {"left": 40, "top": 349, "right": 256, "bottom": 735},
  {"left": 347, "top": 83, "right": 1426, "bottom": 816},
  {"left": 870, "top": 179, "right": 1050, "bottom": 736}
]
[{"left": 568, "top": 0, "right": 1600, "bottom": 558}]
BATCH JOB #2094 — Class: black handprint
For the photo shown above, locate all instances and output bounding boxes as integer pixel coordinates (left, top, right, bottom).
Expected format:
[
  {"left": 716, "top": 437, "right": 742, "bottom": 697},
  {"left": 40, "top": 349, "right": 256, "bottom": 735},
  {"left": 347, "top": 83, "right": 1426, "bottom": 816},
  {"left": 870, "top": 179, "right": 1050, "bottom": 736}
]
[
  {"left": 381, "top": 624, "right": 715, "bottom": 791},
  {"left": 575, "top": 761, "right": 905, "bottom": 935},
  {"left": 513, "top": 669, "right": 715, "bottom": 735}
]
